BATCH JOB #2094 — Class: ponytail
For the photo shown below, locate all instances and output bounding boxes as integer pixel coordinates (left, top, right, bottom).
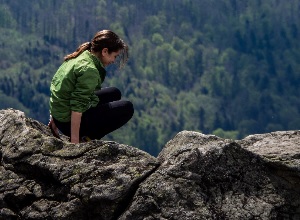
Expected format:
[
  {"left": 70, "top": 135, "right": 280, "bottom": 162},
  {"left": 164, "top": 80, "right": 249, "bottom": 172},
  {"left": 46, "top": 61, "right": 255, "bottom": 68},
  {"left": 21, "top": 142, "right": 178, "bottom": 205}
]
[{"left": 64, "top": 42, "right": 92, "bottom": 61}]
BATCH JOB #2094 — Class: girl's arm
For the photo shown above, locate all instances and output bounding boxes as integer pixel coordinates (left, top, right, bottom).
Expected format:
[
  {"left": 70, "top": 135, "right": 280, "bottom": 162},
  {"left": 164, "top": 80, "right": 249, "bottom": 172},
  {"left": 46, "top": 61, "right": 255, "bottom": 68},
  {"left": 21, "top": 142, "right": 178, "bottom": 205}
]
[{"left": 71, "top": 111, "right": 82, "bottom": 143}]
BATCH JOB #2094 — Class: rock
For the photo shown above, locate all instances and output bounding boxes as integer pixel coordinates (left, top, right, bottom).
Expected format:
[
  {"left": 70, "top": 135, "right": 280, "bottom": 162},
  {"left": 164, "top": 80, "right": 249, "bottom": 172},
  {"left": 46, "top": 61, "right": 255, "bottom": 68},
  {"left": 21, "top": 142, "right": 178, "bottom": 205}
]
[
  {"left": 119, "top": 131, "right": 300, "bottom": 220},
  {"left": 1, "top": 109, "right": 300, "bottom": 220},
  {"left": 0, "top": 109, "right": 159, "bottom": 219}
]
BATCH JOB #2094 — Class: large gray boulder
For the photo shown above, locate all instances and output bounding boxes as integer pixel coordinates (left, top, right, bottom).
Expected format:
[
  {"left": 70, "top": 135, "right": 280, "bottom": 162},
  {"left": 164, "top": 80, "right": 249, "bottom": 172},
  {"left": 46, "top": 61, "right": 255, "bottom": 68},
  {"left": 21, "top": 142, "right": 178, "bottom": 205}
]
[
  {"left": 1, "top": 109, "right": 300, "bottom": 219},
  {"left": 120, "top": 131, "right": 300, "bottom": 219},
  {"left": 0, "top": 109, "right": 159, "bottom": 219}
]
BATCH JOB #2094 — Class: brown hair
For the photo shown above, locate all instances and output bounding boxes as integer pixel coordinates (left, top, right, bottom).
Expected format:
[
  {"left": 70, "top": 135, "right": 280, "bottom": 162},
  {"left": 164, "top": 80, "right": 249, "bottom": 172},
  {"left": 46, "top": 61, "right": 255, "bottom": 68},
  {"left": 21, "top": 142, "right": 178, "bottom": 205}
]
[{"left": 64, "top": 30, "right": 129, "bottom": 68}]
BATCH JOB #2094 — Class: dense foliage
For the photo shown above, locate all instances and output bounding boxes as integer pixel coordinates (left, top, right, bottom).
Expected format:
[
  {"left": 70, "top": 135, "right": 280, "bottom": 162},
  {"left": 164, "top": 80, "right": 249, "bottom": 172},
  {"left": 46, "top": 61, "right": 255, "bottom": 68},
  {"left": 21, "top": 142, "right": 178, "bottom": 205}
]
[{"left": 0, "top": 0, "right": 299, "bottom": 155}]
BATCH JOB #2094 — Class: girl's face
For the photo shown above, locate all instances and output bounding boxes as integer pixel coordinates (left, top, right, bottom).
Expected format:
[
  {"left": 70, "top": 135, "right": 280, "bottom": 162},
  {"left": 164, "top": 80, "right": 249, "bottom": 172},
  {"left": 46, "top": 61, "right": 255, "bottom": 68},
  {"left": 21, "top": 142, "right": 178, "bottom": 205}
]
[{"left": 101, "top": 48, "right": 121, "bottom": 67}]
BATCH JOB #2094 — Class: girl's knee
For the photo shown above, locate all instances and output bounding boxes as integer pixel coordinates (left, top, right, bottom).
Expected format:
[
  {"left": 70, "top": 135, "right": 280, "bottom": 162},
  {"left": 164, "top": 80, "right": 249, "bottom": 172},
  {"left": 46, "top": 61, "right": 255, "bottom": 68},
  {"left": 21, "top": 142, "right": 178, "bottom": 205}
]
[
  {"left": 112, "top": 87, "right": 122, "bottom": 99},
  {"left": 126, "top": 101, "right": 134, "bottom": 116}
]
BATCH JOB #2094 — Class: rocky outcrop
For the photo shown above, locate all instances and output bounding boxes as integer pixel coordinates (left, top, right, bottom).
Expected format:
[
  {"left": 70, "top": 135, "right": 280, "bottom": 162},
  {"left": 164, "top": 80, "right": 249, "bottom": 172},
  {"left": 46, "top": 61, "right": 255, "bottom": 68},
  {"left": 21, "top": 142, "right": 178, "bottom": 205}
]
[
  {"left": 0, "top": 109, "right": 159, "bottom": 220},
  {"left": 1, "top": 109, "right": 300, "bottom": 219},
  {"left": 120, "top": 131, "right": 300, "bottom": 219}
]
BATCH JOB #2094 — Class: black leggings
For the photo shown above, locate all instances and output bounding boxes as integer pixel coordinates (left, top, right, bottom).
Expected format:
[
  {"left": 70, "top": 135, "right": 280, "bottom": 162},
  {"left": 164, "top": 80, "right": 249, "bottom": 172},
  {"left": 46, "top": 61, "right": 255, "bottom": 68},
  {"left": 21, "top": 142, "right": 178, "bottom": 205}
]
[{"left": 53, "top": 87, "right": 134, "bottom": 140}]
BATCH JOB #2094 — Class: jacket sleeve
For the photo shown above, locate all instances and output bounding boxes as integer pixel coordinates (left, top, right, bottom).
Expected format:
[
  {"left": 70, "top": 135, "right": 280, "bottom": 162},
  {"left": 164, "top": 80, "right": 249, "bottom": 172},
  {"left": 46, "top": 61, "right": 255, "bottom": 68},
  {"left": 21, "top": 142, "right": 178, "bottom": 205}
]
[{"left": 70, "top": 63, "right": 101, "bottom": 113}]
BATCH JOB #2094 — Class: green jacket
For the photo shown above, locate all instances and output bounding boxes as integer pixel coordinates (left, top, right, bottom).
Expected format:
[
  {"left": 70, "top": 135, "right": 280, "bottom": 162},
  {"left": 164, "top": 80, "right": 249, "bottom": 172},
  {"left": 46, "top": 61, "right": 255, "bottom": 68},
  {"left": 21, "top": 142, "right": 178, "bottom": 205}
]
[{"left": 49, "top": 50, "right": 106, "bottom": 122}]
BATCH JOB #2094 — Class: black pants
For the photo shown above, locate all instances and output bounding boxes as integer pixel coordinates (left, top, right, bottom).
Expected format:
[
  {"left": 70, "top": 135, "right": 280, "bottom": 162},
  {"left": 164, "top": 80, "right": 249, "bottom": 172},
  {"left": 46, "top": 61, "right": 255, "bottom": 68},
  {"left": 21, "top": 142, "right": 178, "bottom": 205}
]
[{"left": 53, "top": 87, "right": 134, "bottom": 140}]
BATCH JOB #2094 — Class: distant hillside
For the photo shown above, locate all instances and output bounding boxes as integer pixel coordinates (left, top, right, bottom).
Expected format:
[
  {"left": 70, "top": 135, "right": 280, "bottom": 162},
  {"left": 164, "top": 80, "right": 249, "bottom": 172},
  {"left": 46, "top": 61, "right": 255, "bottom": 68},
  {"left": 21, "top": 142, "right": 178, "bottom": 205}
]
[{"left": 0, "top": 0, "right": 300, "bottom": 155}]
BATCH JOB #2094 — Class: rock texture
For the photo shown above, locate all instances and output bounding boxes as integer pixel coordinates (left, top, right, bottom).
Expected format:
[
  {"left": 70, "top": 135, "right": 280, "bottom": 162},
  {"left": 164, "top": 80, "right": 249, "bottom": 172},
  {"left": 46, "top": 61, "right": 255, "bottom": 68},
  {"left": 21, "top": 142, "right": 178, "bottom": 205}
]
[
  {"left": 0, "top": 109, "right": 159, "bottom": 219},
  {"left": 120, "top": 131, "right": 300, "bottom": 219},
  {"left": 1, "top": 109, "right": 300, "bottom": 220}
]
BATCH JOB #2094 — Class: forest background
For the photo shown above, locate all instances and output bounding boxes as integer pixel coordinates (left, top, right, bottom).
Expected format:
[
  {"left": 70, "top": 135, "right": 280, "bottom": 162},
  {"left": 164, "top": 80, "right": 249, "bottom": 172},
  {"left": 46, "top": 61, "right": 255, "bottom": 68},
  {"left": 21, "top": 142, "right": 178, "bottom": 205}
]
[{"left": 0, "top": 0, "right": 299, "bottom": 156}]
